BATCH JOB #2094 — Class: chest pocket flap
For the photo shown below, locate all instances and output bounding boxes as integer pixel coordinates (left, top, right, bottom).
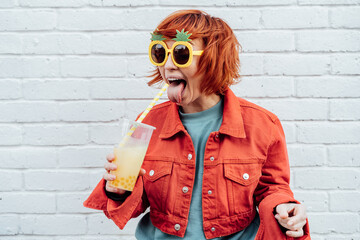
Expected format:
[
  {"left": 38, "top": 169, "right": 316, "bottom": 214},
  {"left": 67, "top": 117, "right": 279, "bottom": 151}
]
[
  {"left": 142, "top": 159, "right": 173, "bottom": 182},
  {"left": 224, "top": 161, "right": 262, "bottom": 186}
]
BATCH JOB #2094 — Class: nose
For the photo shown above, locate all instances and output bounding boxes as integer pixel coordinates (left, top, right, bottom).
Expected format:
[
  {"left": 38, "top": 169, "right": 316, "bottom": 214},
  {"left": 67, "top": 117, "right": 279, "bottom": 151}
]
[{"left": 164, "top": 53, "right": 178, "bottom": 70}]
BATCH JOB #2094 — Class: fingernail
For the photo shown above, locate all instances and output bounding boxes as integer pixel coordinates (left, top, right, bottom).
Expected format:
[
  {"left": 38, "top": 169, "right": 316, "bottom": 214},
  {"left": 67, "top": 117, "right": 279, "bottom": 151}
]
[{"left": 288, "top": 221, "right": 293, "bottom": 225}]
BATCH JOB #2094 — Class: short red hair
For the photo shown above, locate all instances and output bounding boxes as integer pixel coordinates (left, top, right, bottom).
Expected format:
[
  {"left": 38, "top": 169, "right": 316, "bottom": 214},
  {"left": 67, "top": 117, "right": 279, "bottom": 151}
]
[{"left": 148, "top": 9, "right": 241, "bottom": 95}]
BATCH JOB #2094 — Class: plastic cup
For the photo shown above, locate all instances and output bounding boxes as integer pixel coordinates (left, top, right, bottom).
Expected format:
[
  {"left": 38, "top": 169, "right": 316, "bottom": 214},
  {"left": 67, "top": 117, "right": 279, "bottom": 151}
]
[{"left": 108, "top": 118, "right": 155, "bottom": 191}]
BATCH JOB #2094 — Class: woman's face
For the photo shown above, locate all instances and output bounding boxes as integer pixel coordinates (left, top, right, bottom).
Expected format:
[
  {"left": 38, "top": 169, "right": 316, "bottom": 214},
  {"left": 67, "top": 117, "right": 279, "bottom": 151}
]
[{"left": 158, "top": 38, "right": 220, "bottom": 113}]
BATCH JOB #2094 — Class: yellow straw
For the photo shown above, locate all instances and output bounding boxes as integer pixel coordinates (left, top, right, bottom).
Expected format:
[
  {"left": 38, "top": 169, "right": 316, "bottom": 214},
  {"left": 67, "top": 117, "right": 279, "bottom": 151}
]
[{"left": 119, "top": 84, "right": 169, "bottom": 147}]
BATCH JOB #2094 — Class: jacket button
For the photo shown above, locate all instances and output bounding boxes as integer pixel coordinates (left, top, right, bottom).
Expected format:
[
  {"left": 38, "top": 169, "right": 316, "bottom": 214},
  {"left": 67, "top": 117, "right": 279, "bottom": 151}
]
[
  {"left": 149, "top": 170, "right": 155, "bottom": 176},
  {"left": 215, "top": 134, "right": 219, "bottom": 138},
  {"left": 188, "top": 153, "right": 192, "bottom": 160},
  {"left": 243, "top": 173, "right": 249, "bottom": 180},
  {"left": 208, "top": 190, "right": 212, "bottom": 195},
  {"left": 182, "top": 186, "right": 189, "bottom": 193},
  {"left": 210, "top": 156, "right": 215, "bottom": 161},
  {"left": 211, "top": 227, "right": 215, "bottom": 232},
  {"left": 174, "top": 224, "right": 181, "bottom": 231}
]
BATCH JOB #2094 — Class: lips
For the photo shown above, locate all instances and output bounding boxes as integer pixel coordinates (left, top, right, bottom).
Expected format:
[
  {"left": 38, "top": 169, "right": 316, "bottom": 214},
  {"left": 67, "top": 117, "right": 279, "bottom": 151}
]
[{"left": 167, "top": 78, "right": 187, "bottom": 104}]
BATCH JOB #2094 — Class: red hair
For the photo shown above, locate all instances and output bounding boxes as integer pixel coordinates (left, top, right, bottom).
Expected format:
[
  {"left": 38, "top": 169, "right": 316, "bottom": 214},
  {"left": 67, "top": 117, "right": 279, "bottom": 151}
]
[{"left": 148, "top": 9, "right": 241, "bottom": 95}]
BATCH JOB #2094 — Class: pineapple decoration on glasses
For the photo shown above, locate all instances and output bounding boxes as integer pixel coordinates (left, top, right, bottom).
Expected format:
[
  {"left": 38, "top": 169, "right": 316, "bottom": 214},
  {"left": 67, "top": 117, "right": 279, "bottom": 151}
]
[{"left": 149, "top": 29, "right": 204, "bottom": 68}]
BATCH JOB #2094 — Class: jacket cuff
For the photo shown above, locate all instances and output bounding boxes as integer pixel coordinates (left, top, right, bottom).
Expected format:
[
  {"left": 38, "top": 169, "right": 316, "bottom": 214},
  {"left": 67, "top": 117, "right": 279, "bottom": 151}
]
[
  {"left": 106, "top": 176, "right": 145, "bottom": 229},
  {"left": 257, "top": 193, "right": 310, "bottom": 240}
]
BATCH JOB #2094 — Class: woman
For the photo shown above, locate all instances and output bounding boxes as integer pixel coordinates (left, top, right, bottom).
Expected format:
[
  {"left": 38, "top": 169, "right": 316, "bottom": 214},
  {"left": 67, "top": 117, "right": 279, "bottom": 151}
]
[{"left": 84, "top": 9, "right": 310, "bottom": 240}]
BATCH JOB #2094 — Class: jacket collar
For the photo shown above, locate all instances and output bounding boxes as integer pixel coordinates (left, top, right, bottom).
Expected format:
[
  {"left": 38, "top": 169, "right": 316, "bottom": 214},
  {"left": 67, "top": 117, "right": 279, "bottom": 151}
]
[{"left": 159, "top": 88, "right": 246, "bottom": 139}]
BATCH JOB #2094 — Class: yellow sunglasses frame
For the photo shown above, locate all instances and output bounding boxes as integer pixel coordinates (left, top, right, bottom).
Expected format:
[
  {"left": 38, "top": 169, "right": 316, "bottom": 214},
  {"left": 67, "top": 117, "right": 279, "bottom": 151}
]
[{"left": 149, "top": 41, "right": 203, "bottom": 68}]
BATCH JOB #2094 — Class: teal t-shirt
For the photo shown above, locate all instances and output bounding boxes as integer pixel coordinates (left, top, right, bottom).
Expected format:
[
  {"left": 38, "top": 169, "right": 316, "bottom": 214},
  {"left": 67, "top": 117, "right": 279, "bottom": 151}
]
[{"left": 136, "top": 98, "right": 259, "bottom": 239}]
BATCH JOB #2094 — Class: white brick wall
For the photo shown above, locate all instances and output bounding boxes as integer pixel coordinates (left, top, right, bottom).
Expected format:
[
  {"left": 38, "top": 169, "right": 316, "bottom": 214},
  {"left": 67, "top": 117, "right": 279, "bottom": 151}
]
[{"left": 0, "top": 1, "right": 359, "bottom": 239}]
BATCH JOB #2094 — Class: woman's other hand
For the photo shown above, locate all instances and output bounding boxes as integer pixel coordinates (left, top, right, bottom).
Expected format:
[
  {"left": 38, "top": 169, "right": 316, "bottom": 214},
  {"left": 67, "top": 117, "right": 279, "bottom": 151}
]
[
  {"left": 275, "top": 203, "right": 307, "bottom": 238},
  {"left": 103, "top": 153, "right": 146, "bottom": 195}
]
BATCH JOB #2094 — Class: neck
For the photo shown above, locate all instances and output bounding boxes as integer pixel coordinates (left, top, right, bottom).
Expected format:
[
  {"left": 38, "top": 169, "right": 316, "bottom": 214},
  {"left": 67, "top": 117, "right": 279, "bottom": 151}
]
[{"left": 180, "top": 94, "right": 221, "bottom": 114}]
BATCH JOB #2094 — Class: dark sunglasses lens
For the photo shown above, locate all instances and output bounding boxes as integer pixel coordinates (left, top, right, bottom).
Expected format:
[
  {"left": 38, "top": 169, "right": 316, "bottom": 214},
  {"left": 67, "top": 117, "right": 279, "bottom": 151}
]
[
  {"left": 151, "top": 44, "right": 166, "bottom": 64},
  {"left": 174, "top": 45, "right": 190, "bottom": 65}
]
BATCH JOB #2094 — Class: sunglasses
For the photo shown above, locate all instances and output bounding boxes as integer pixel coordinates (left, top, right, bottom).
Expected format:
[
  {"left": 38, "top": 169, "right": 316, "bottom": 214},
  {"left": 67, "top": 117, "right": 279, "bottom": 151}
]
[{"left": 149, "top": 41, "right": 204, "bottom": 68}]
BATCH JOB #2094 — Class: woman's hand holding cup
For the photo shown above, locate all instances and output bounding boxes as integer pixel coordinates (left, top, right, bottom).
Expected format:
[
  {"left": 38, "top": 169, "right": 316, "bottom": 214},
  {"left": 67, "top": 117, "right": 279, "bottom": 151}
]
[{"left": 104, "top": 153, "right": 146, "bottom": 195}]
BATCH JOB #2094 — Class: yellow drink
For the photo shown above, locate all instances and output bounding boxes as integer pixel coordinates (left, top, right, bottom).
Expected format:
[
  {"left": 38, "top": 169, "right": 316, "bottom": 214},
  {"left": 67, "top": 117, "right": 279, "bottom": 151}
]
[{"left": 108, "top": 145, "right": 148, "bottom": 191}]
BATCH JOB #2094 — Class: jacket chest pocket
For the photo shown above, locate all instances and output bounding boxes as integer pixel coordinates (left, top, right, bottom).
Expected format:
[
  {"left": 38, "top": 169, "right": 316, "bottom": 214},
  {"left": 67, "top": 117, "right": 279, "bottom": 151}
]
[
  {"left": 142, "top": 159, "right": 173, "bottom": 212},
  {"left": 223, "top": 161, "right": 262, "bottom": 214}
]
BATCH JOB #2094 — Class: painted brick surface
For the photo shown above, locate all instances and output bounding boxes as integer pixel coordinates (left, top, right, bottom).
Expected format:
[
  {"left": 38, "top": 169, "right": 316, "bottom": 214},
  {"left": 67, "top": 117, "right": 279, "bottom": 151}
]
[{"left": 0, "top": 1, "right": 359, "bottom": 239}]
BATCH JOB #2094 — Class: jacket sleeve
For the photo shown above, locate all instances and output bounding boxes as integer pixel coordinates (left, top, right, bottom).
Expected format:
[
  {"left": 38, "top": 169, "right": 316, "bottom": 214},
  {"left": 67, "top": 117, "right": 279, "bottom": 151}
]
[
  {"left": 83, "top": 177, "right": 149, "bottom": 229},
  {"left": 254, "top": 118, "right": 311, "bottom": 240}
]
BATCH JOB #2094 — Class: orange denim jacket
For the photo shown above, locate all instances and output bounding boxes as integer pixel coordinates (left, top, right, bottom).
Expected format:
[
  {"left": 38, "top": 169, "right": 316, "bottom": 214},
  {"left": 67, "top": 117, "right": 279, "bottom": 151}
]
[{"left": 84, "top": 88, "right": 310, "bottom": 240}]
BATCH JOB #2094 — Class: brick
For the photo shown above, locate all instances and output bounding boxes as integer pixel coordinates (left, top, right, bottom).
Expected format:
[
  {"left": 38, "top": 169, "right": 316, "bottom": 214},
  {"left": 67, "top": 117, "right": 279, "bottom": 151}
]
[
  {"left": 58, "top": 9, "right": 127, "bottom": 30},
  {"left": 294, "top": 169, "right": 359, "bottom": 190},
  {"left": 207, "top": 9, "right": 261, "bottom": 30},
  {"left": 235, "top": 31, "right": 295, "bottom": 52},
  {"left": 57, "top": 192, "right": 97, "bottom": 213},
  {"left": 24, "top": 170, "right": 102, "bottom": 191},
  {"left": 331, "top": 7, "right": 360, "bottom": 28},
  {"left": 297, "top": 122, "right": 360, "bottom": 144},
  {"left": 90, "top": 0, "right": 158, "bottom": 7},
  {"left": 0, "top": 80, "right": 21, "bottom": 99},
  {"left": 23, "top": 79, "right": 89, "bottom": 100},
  {"left": 280, "top": 122, "right": 296, "bottom": 144},
  {"left": 158, "top": 0, "right": 224, "bottom": 5},
  {"left": 59, "top": 101, "right": 124, "bottom": 122},
  {"left": 325, "top": 235, "right": 360, "bottom": 240},
  {"left": 330, "top": 191, "right": 360, "bottom": 211},
  {"left": 23, "top": 34, "right": 91, "bottom": 54},
  {"left": 296, "top": 76, "right": 360, "bottom": 98},
  {"left": 0, "top": 215, "right": 19, "bottom": 235},
  {"left": 19, "top": 0, "right": 88, "bottom": 7},
  {"left": 308, "top": 213, "right": 359, "bottom": 233},
  {"left": 60, "top": 57, "right": 127, "bottom": 77},
  {"left": 297, "top": 30, "right": 360, "bottom": 52},
  {"left": 0, "top": 125, "right": 22, "bottom": 145},
  {"left": 0, "top": 148, "right": 57, "bottom": 169},
  {"left": 299, "top": 0, "right": 360, "bottom": 4},
  {"left": 293, "top": 190, "right": 328, "bottom": 212},
  {"left": 252, "top": 99, "right": 328, "bottom": 120},
  {"left": 264, "top": 54, "right": 329, "bottom": 75},
  {"left": 0, "top": 192, "right": 55, "bottom": 213},
  {"left": 23, "top": 125, "right": 88, "bottom": 146},
  {"left": 0, "top": 170, "right": 22, "bottom": 191},
  {"left": 262, "top": 7, "right": 328, "bottom": 29},
  {"left": 87, "top": 212, "right": 144, "bottom": 235},
  {"left": 20, "top": 215, "right": 86, "bottom": 235},
  {"left": 288, "top": 145, "right": 326, "bottom": 167},
  {"left": 128, "top": 56, "right": 156, "bottom": 78},
  {"left": 92, "top": 32, "right": 148, "bottom": 54},
  {"left": 0, "top": 57, "right": 59, "bottom": 78},
  {"left": 231, "top": 76, "right": 294, "bottom": 97},
  {"left": 239, "top": 54, "right": 263, "bottom": 75},
  {"left": 89, "top": 124, "right": 124, "bottom": 145},
  {"left": 58, "top": 146, "right": 111, "bottom": 168},
  {"left": 124, "top": 99, "right": 167, "bottom": 122},
  {"left": 331, "top": 54, "right": 360, "bottom": 75},
  {"left": 330, "top": 99, "right": 360, "bottom": 120},
  {"left": 0, "top": 102, "right": 58, "bottom": 123},
  {"left": 0, "top": 10, "right": 56, "bottom": 31},
  {"left": 223, "top": 0, "right": 296, "bottom": 5},
  {"left": 0, "top": 34, "right": 21, "bottom": 53},
  {"left": 90, "top": 78, "right": 163, "bottom": 100},
  {"left": 0, "top": 0, "right": 17, "bottom": 7},
  {"left": 328, "top": 145, "right": 360, "bottom": 166}
]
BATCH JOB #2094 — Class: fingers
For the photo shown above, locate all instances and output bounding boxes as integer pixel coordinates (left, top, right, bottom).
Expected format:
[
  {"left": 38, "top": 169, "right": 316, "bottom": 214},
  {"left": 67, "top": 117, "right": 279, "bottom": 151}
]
[
  {"left": 139, "top": 168, "right": 146, "bottom": 176},
  {"left": 106, "top": 153, "right": 115, "bottom": 162},
  {"left": 276, "top": 203, "right": 291, "bottom": 218},
  {"left": 286, "top": 228, "right": 304, "bottom": 238},
  {"left": 105, "top": 181, "right": 126, "bottom": 194},
  {"left": 104, "top": 162, "right": 117, "bottom": 172}
]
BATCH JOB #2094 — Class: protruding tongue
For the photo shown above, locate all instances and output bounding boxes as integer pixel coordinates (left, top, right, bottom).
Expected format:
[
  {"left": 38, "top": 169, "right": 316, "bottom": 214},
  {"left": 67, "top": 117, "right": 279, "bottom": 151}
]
[{"left": 167, "top": 81, "right": 185, "bottom": 104}]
